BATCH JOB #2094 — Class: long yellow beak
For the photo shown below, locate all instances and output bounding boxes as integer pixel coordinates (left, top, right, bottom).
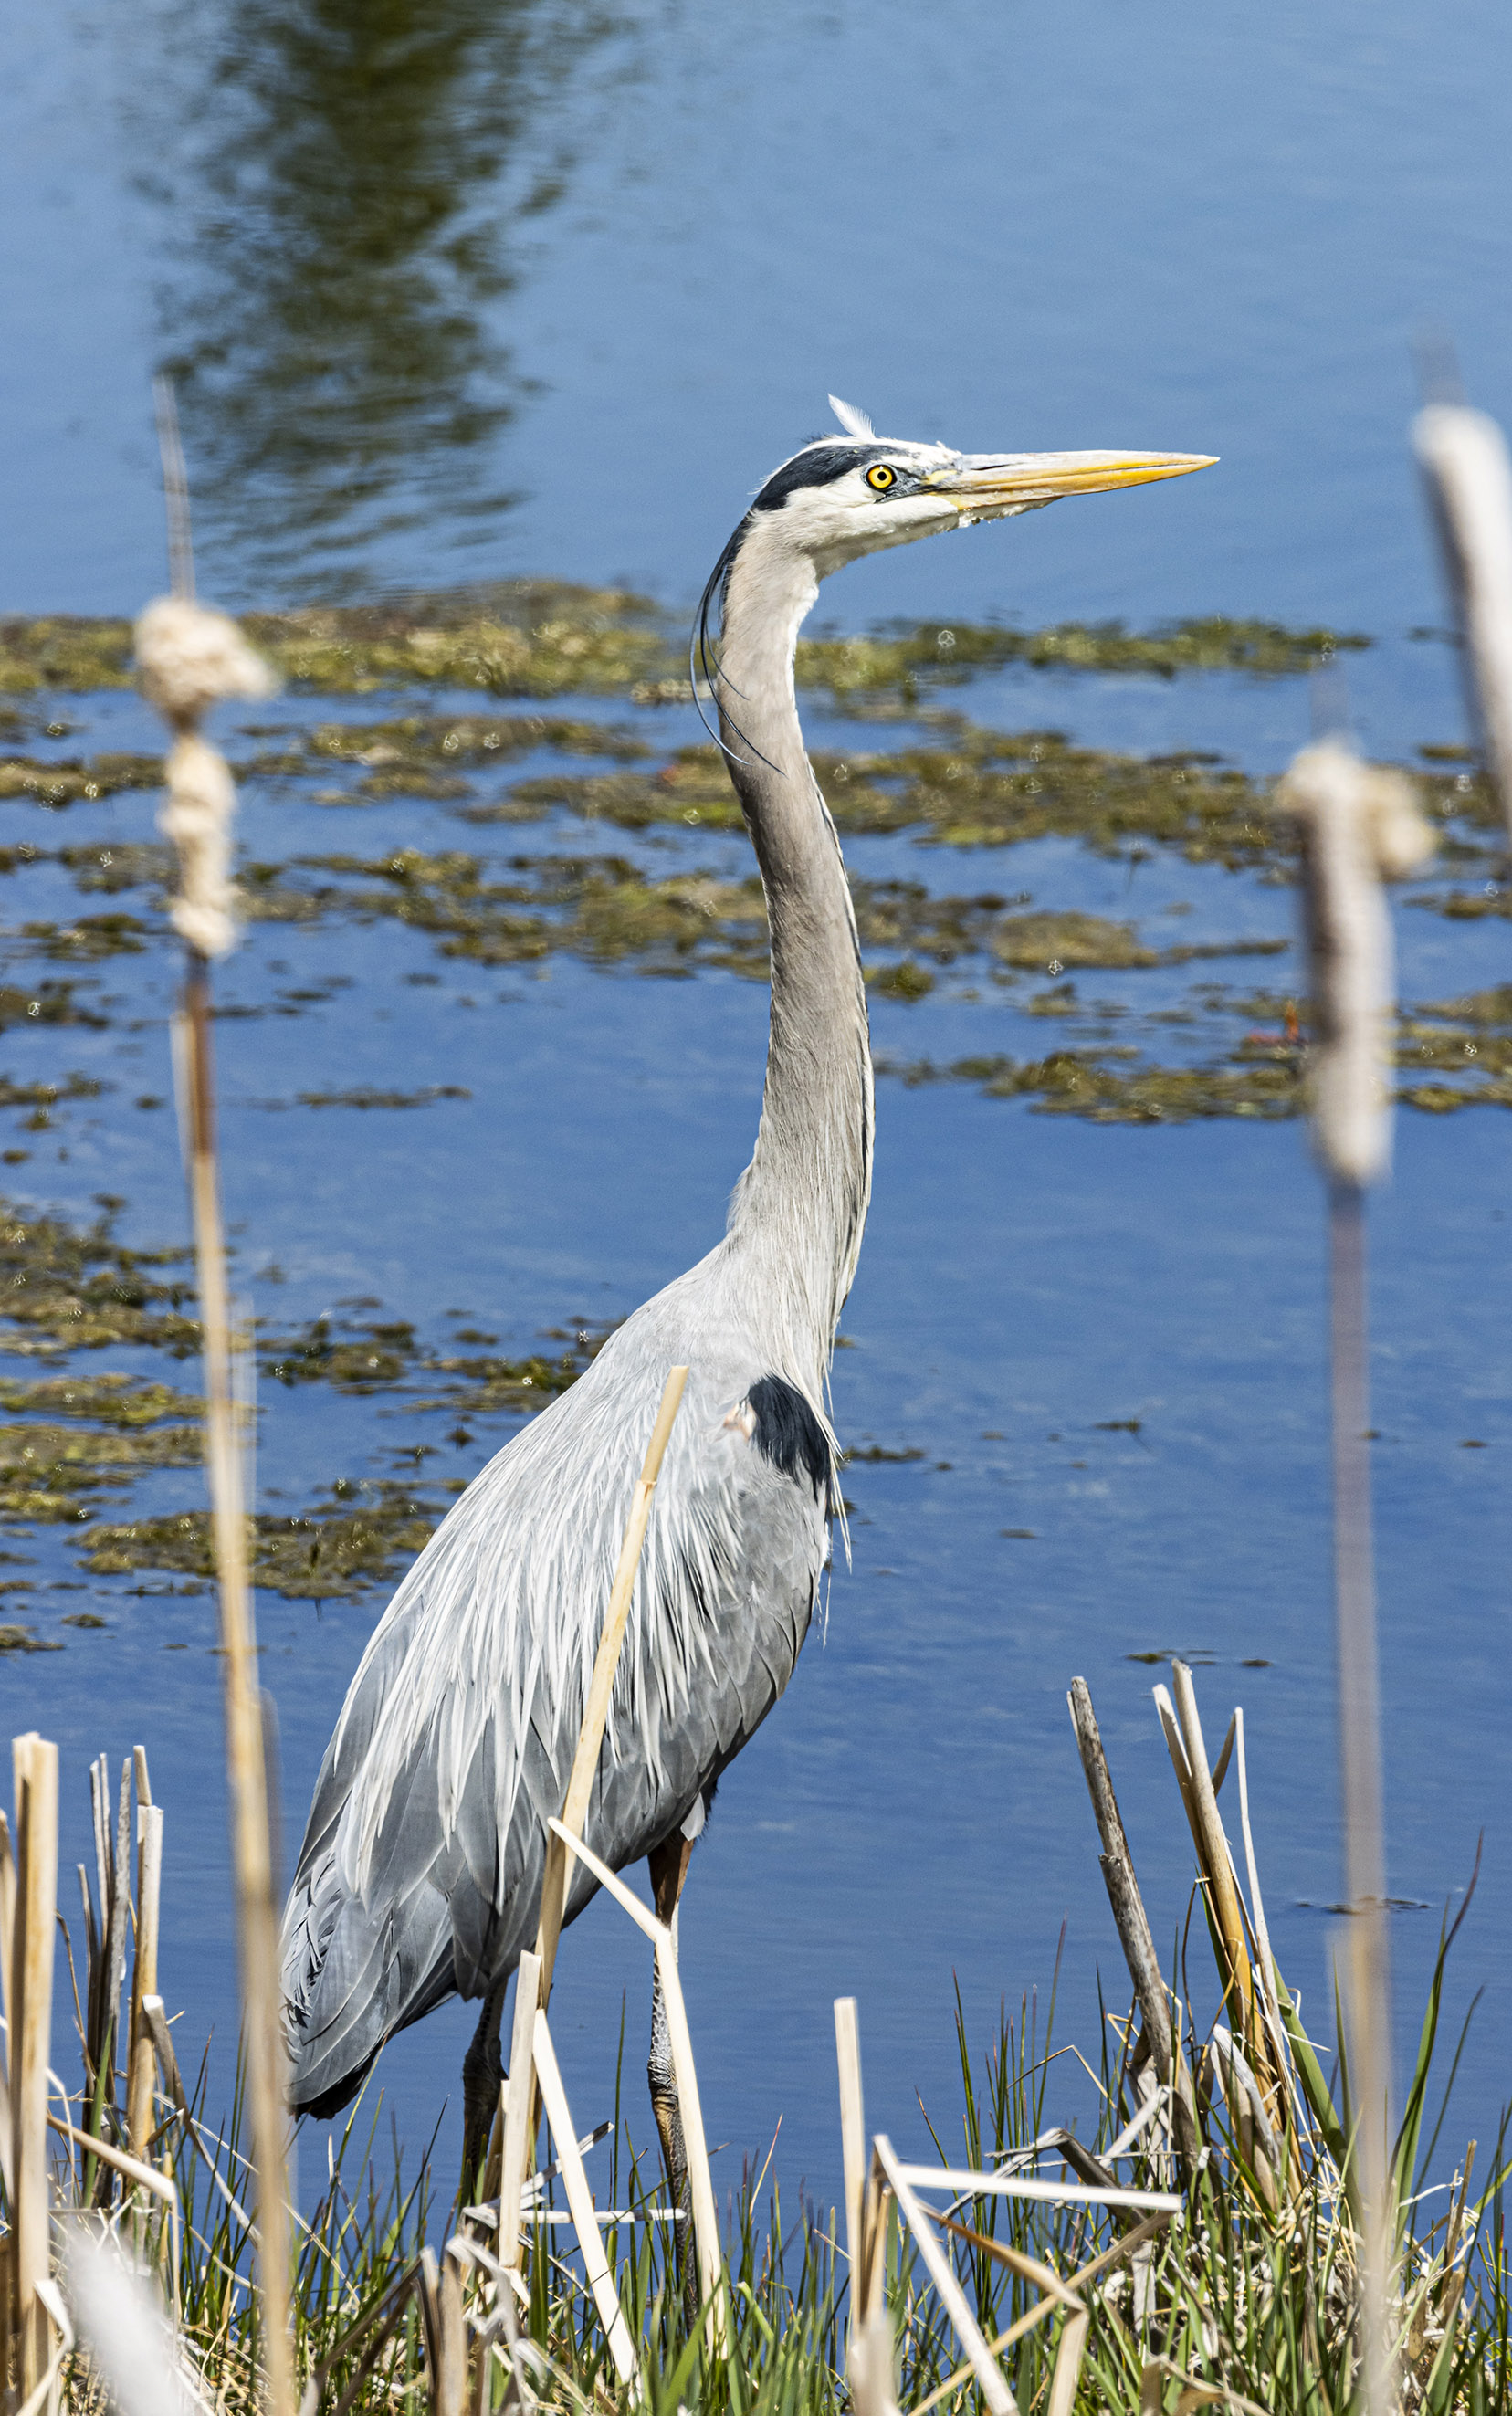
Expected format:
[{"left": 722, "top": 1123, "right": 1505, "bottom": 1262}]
[{"left": 926, "top": 449, "right": 1217, "bottom": 521}]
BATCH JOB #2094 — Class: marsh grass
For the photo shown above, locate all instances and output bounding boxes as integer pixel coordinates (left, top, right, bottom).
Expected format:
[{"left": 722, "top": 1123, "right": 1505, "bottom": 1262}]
[{"left": 7, "top": 1656, "right": 1505, "bottom": 2415}]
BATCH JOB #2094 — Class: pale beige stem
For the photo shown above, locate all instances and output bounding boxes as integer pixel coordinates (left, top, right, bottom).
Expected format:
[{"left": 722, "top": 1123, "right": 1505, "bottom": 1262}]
[
  {"left": 834, "top": 1997, "right": 866, "bottom": 2331},
  {"left": 1067, "top": 1677, "right": 1201, "bottom": 2174},
  {"left": 11, "top": 1735, "right": 58, "bottom": 2407},
  {"left": 530, "top": 2010, "right": 636, "bottom": 2380},
  {"left": 501, "top": 1368, "right": 685, "bottom": 2260},
  {"left": 872, "top": 2135, "right": 1016, "bottom": 2416},
  {"left": 181, "top": 967, "right": 293, "bottom": 2416},
  {"left": 126, "top": 1803, "right": 163, "bottom": 2159},
  {"left": 532, "top": 1365, "right": 688, "bottom": 1999},
  {"left": 1414, "top": 404, "right": 1512, "bottom": 846},
  {"left": 546, "top": 1819, "right": 723, "bottom": 2348},
  {"left": 1169, "top": 1664, "right": 1268, "bottom": 2092},
  {"left": 499, "top": 1949, "right": 541, "bottom": 2273}
]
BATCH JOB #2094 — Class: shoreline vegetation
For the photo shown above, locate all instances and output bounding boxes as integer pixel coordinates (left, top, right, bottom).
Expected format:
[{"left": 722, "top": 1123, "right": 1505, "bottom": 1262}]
[{"left": 2, "top": 1658, "right": 1504, "bottom": 2413}]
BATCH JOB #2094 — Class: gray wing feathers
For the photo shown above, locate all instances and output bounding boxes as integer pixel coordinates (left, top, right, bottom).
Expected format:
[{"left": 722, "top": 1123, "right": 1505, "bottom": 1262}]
[{"left": 281, "top": 1276, "right": 827, "bottom": 2111}]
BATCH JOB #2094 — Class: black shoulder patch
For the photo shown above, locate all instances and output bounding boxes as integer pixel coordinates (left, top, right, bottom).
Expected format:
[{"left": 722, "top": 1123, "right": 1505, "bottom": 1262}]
[
  {"left": 747, "top": 1375, "right": 831, "bottom": 1504},
  {"left": 751, "top": 443, "right": 889, "bottom": 513}
]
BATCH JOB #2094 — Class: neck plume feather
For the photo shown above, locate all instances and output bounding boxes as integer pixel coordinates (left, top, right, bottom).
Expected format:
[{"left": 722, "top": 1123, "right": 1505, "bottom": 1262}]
[{"left": 713, "top": 521, "right": 874, "bottom": 1398}]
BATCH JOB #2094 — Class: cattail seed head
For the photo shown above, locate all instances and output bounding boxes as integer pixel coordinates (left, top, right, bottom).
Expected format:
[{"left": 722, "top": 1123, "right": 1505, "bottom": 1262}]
[
  {"left": 134, "top": 596, "right": 273, "bottom": 729},
  {"left": 133, "top": 597, "right": 275, "bottom": 962},
  {"left": 1274, "top": 741, "right": 1434, "bottom": 1187}
]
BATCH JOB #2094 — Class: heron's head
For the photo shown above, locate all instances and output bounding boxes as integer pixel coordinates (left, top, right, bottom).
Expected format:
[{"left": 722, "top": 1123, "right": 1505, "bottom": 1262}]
[{"left": 723, "top": 395, "right": 1216, "bottom": 584}]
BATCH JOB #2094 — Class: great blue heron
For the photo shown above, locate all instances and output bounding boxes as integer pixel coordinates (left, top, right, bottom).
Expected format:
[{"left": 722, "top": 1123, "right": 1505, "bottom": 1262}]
[{"left": 280, "top": 401, "right": 1213, "bottom": 2201}]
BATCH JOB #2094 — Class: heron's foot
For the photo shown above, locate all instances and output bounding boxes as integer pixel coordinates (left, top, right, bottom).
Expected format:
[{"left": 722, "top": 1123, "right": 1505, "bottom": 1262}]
[{"left": 461, "top": 1983, "right": 508, "bottom": 2203}]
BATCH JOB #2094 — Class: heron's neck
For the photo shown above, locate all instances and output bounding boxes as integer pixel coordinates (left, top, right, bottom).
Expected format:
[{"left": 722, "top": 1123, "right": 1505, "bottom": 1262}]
[{"left": 717, "top": 525, "right": 874, "bottom": 1386}]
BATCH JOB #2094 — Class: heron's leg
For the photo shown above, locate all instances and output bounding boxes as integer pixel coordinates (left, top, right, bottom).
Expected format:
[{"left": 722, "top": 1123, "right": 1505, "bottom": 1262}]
[
  {"left": 647, "top": 1832, "right": 697, "bottom": 2306},
  {"left": 461, "top": 1970, "right": 509, "bottom": 2203}
]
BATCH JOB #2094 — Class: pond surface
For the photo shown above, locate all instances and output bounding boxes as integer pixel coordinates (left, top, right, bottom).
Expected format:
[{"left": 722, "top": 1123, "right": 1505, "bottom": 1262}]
[{"left": 2, "top": 0, "right": 1510, "bottom": 2226}]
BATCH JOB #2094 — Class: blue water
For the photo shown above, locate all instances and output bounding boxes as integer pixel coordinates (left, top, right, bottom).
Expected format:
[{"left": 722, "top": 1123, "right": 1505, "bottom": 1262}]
[{"left": 3, "top": 0, "right": 1512, "bottom": 2226}]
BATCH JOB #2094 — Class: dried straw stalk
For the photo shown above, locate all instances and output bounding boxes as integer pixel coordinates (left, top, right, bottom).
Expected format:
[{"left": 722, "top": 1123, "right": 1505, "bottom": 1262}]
[
  {"left": 533, "top": 1364, "right": 689, "bottom": 1998},
  {"left": 1066, "top": 1678, "right": 1201, "bottom": 2172},
  {"left": 137, "top": 387, "right": 292, "bottom": 2416},
  {"left": 1274, "top": 738, "right": 1434, "bottom": 2416},
  {"left": 1414, "top": 402, "right": 1512, "bottom": 845},
  {"left": 494, "top": 1367, "right": 688, "bottom": 2243},
  {"left": 547, "top": 1818, "right": 723, "bottom": 2348},
  {"left": 9, "top": 1735, "right": 58, "bottom": 2407}
]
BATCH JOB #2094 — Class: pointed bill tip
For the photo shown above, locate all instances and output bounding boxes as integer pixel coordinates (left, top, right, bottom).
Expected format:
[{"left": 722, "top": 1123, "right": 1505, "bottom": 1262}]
[{"left": 930, "top": 449, "right": 1218, "bottom": 510}]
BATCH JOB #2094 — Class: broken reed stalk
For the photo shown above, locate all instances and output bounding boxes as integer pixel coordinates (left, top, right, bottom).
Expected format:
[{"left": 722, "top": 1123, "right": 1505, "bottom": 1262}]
[
  {"left": 180, "top": 897, "right": 295, "bottom": 2416},
  {"left": 139, "top": 381, "right": 292, "bottom": 2416},
  {"left": 834, "top": 1997, "right": 866, "bottom": 2330},
  {"left": 9, "top": 1735, "right": 58, "bottom": 2406},
  {"left": 496, "top": 1365, "right": 688, "bottom": 2242},
  {"left": 126, "top": 1796, "right": 163, "bottom": 2159},
  {"left": 532, "top": 1362, "right": 690, "bottom": 2001},
  {"left": 1066, "top": 1678, "right": 1201, "bottom": 2174},
  {"left": 1413, "top": 401, "right": 1512, "bottom": 846},
  {"left": 547, "top": 1818, "right": 725, "bottom": 2347},
  {"left": 1274, "top": 739, "right": 1435, "bottom": 2416}
]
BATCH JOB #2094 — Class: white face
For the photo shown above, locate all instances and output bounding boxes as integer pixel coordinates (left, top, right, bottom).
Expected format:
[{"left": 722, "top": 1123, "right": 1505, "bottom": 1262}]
[{"left": 747, "top": 440, "right": 973, "bottom": 577}]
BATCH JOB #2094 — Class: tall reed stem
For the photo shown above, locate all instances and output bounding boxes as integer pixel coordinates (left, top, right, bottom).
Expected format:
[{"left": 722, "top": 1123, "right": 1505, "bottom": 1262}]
[
  {"left": 1329, "top": 1175, "right": 1391, "bottom": 2416},
  {"left": 180, "top": 960, "right": 294, "bottom": 2416}
]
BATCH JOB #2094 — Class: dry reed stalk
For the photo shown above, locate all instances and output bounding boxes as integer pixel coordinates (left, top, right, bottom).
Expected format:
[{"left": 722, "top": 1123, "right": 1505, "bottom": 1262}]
[
  {"left": 436, "top": 2245, "right": 468, "bottom": 2416},
  {"left": 871, "top": 2135, "right": 1016, "bottom": 2416},
  {"left": 1414, "top": 402, "right": 1512, "bottom": 845},
  {"left": 498, "top": 1948, "right": 541, "bottom": 2274},
  {"left": 529, "top": 2011, "right": 636, "bottom": 2380},
  {"left": 547, "top": 1819, "right": 723, "bottom": 2347},
  {"left": 847, "top": 2308, "right": 901, "bottom": 2416},
  {"left": 887, "top": 2161, "right": 1178, "bottom": 2216},
  {"left": 1273, "top": 741, "right": 1435, "bottom": 2416},
  {"left": 833, "top": 1998, "right": 866, "bottom": 2327},
  {"left": 138, "top": 387, "right": 292, "bottom": 2416},
  {"left": 532, "top": 1365, "right": 689, "bottom": 2001},
  {"left": 10, "top": 1734, "right": 59, "bottom": 2409},
  {"left": 495, "top": 1367, "right": 686, "bottom": 2243},
  {"left": 909, "top": 2211, "right": 1174, "bottom": 2416},
  {"left": 1169, "top": 1665, "right": 1277, "bottom": 2103},
  {"left": 1066, "top": 1679, "right": 1201, "bottom": 2173},
  {"left": 126, "top": 1803, "right": 163, "bottom": 2159},
  {"left": 859, "top": 2143, "right": 889, "bottom": 2323}
]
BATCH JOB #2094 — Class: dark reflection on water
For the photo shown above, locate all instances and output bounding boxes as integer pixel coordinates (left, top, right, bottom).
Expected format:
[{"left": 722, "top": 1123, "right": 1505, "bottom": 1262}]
[{"left": 142, "top": 0, "right": 620, "bottom": 593}]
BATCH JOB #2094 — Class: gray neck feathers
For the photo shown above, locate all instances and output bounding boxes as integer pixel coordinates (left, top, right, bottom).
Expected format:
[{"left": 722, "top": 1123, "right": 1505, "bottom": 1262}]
[{"left": 715, "top": 518, "right": 875, "bottom": 1395}]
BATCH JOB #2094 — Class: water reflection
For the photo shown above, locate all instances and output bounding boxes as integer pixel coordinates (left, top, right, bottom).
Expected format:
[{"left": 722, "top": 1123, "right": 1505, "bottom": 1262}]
[{"left": 145, "top": 0, "right": 617, "bottom": 594}]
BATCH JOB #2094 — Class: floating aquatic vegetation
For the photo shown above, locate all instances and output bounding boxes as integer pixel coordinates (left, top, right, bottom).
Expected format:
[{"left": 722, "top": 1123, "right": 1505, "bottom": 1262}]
[
  {"left": 0, "top": 982, "right": 107, "bottom": 1035},
  {"left": 886, "top": 1045, "right": 1306, "bottom": 1123},
  {"left": 261, "top": 1314, "right": 420, "bottom": 1392},
  {"left": 282, "top": 1084, "right": 471, "bottom": 1110},
  {"left": 0, "top": 1415, "right": 202, "bottom": 1522},
  {"left": 247, "top": 712, "right": 652, "bottom": 802},
  {"left": 794, "top": 612, "right": 1370, "bottom": 700},
  {"left": 0, "top": 1201, "right": 196, "bottom": 1358},
  {"left": 511, "top": 733, "right": 1287, "bottom": 867},
  {"left": 0, "top": 595, "right": 1368, "bottom": 704},
  {"left": 61, "top": 841, "right": 174, "bottom": 896},
  {"left": 81, "top": 1479, "right": 445, "bottom": 1599},
  {"left": 0, "top": 1623, "right": 60, "bottom": 1652},
  {"left": 0, "top": 1372, "right": 201, "bottom": 1425},
  {"left": 19, "top": 913, "right": 150, "bottom": 962},
  {"left": 0, "top": 752, "right": 163, "bottom": 806}
]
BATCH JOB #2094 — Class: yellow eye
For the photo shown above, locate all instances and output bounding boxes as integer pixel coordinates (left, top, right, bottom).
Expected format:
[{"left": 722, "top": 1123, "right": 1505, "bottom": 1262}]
[{"left": 866, "top": 463, "right": 898, "bottom": 492}]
